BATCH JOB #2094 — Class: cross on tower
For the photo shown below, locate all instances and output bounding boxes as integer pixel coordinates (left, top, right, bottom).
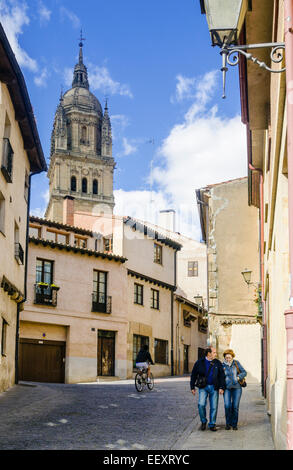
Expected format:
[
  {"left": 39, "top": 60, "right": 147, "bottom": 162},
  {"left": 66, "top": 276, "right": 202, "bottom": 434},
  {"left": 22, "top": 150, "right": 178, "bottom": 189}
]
[{"left": 79, "top": 29, "right": 86, "bottom": 47}]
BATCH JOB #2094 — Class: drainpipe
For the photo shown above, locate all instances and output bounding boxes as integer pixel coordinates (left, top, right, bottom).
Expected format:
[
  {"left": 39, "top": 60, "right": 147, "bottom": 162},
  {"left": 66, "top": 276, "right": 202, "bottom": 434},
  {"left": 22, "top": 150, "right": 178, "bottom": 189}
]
[
  {"left": 249, "top": 163, "right": 266, "bottom": 397},
  {"left": 15, "top": 170, "right": 42, "bottom": 384},
  {"left": 284, "top": 0, "right": 293, "bottom": 451}
]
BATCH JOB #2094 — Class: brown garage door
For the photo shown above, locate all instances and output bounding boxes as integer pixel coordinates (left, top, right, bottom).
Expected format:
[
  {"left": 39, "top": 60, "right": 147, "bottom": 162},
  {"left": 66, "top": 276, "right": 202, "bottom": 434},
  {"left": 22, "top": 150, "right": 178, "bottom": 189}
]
[{"left": 19, "top": 339, "right": 65, "bottom": 383}]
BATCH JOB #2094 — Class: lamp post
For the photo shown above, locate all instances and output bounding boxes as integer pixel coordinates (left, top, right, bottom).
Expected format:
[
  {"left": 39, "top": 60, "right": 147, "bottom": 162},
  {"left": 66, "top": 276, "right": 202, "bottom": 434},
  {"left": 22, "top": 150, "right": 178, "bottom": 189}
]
[{"left": 200, "top": 0, "right": 286, "bottom": 98}]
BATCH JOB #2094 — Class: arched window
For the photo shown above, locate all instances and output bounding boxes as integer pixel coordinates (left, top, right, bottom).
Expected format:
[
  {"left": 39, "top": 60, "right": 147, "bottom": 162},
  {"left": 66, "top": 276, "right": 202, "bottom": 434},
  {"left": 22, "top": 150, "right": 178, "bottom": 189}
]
[
  {"left": 93, "top": 179, "right": 98, "bottom": 195},
  {"left": 82, "top": 177, "right": 87, "bottom": 193},
  {"left": 71, "top": 176, "right": 76, "bottom": 192},
  {"left": 81, "top": 126, "right": 87, "bottom": 144}
]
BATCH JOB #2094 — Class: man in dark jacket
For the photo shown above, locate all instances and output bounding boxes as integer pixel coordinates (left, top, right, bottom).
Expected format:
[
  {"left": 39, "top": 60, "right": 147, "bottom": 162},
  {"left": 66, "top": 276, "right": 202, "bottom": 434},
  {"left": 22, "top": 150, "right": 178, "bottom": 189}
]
[
  {"left": 190, "top": 347, "right": 225, "bottom": 431},
  {"left": 135, "top": 344, "right": 154, "bottom": 383}
]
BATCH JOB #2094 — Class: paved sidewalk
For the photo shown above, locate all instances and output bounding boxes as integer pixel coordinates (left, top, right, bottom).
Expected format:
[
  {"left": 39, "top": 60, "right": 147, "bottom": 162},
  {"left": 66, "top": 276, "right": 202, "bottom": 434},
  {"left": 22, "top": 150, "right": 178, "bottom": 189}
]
[{"left": 173, "top": 384, "right": 275, "bottom": 450}]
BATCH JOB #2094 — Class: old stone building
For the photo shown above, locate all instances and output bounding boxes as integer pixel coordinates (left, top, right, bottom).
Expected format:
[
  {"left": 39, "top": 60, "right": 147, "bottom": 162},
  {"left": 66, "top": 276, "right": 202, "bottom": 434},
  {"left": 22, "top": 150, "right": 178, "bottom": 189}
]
[
  {"left": 0, "top": 24, "right": 47, "bottom": 392},
  {"left": 196, "top": 178, "right": 261, "bottom": 383},
  {"left": 45, "top": 39, "right": 115, "bottom": 223}
]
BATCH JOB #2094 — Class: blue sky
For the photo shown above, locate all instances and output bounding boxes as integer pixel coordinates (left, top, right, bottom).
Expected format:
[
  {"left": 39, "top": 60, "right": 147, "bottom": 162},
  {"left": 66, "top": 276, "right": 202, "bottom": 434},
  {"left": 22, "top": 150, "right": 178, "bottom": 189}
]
[{"left": 0, "top": 0, "right": 247, "bottom": 239}]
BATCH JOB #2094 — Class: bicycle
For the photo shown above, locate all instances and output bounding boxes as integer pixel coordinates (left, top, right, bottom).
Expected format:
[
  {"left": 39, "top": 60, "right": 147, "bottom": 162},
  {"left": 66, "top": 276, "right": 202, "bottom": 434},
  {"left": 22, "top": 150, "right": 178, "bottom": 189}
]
[{"left": 134, "top": 367, "right": 154, "bottom": 392}]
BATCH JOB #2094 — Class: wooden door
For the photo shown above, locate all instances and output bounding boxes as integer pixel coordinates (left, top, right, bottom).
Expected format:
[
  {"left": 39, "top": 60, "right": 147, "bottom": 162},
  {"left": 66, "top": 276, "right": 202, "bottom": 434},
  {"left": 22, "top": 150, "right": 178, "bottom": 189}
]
[
  {"left": 97, "top": 330, "right": 115, "bottom": 376},
  {"left": 19, "top": 339, "right": 65, "bottom": 383}
]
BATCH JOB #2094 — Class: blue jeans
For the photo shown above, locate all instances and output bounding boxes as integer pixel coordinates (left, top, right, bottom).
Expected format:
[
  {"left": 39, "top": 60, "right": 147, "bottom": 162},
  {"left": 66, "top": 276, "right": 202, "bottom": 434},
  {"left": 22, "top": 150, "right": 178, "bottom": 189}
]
[
  {"left": 224, "top": 387, "right": 242, "bottom": 427},
  {"left": 198, "top": 385, "right": 219, "bottom": 428}
]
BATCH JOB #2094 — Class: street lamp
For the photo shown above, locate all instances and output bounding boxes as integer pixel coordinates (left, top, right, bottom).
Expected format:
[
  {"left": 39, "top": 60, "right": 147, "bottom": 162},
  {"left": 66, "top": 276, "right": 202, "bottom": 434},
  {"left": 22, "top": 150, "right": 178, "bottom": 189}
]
[
  {"left": 241, "top": 268, "right": 252, "bottom": 286},
  {"left": 200, "top": 0, "right": 286, "bottom": 98},
  {"left": 201, "top": 0, "right": 248, "bottom": 48},
  {"left": 194, "top": 294, "right": 203, "bottom": 306}
]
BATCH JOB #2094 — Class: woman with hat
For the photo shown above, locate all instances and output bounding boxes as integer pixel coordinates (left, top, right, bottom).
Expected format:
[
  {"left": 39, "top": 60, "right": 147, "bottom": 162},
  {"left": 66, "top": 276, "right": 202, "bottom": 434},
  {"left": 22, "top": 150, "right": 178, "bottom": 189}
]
[{"left": 222, "top": 349, "right": 247, "bottom": 430}]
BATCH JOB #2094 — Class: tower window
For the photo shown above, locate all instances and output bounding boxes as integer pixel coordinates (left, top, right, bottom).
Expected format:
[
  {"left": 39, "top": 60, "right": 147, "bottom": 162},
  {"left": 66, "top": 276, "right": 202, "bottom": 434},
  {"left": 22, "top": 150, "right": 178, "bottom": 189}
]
[
  {"left": 82, "top": 177, "right": 87, "bottom": 193},
  {"left": 80, "top": 126, "right": 87, "bottom": 144},
  {"left": 93, "top": 179, "right": 98, "bottom": 195},
  {"left": 71, "top": 176, "right": 76, "bottom": 192}
]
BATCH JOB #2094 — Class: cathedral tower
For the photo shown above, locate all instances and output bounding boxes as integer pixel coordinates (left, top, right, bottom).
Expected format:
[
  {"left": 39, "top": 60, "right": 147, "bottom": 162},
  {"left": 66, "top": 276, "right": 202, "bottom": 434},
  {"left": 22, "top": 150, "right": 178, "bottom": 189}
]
[{"left": 45, "top": 37, "right": 115, "bottom": 223}]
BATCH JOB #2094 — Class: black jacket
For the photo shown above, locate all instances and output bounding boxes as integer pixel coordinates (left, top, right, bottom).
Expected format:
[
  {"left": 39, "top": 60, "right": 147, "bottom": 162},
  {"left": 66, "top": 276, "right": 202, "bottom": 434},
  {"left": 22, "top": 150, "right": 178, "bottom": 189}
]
[
  {"left": 190, "top": 358, "right": 226, "bottom": 391},
  {"left": 136, "top": 349, "right": 154, "bottom": 365}
]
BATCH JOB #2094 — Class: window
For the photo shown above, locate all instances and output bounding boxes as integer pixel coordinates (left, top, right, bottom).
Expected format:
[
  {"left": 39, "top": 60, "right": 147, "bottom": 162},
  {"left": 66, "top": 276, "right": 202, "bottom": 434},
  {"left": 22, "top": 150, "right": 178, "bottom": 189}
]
[
  {"left": 82, "top": 177, "right": 87, "bottom": 193},
  {"left": 0, "top": 192, "right": 5, "bottom": 235},
  {"left": 151, "top": 288, "right": 159, "bottom": 309},
  {"left": 74, "top": 236, "right": 87, "bottom": 248},
  {"left": 134, "top": 283, "right": 143, "bottom": 305},
  {"left": 71, "top": 176, "right": 77, "bottom": 192},
  {"left": 29, "top": 225, "right": 41, "bottom": 238},
  {"left": 24, "top": 171, "right": 29, "bottom": 202},
  {"left": 14, "top": 222, "right": 24, "bottom": 265},
  {"left": 154, "top": 339, "right": 168, "bottom": 365},
  {"left": 133, "top": 334, "right": 149, "bottom": 369},
  {"left": 35, "top": 259, "right": 57, "bottom": 306},
  {"left": 1, "top": 114, "right": 13, "bottom": 183},
  {"left": 1, "top": 318, "right": 8, "bottom": 356},
  {"left": 46, "top": 229, "right": 69, "bottom": 244},
  {"left": 154, "top": 243, "right": 162, "bottom": 264},
  {"left": 93, "top": 270, "right": 108, "bottom": 312},
  {"left": 188, "top": 261, "right": 198, "bottom": 277},
  {"left": 103, "top": 237, "right": 113, "bottom": 252},
  {"left": 80, "top": 126, "right": 88, "bottom": 145},
  {"left": 36, "top": 259, "right": 53, "bottom": 285},
  {"left": 93, "top": 179, "right": 98, "bottom": 195}
]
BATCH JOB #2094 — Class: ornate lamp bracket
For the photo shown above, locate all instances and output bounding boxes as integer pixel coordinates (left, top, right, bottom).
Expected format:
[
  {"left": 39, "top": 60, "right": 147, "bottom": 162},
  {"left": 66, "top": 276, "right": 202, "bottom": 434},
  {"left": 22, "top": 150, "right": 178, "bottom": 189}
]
[{"left": 220, "top": 42, "right": 285, "bottom": 98}]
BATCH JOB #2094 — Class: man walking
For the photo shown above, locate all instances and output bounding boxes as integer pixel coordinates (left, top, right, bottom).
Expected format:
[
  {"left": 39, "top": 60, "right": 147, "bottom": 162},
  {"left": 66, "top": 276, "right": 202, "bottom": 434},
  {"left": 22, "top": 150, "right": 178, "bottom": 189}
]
[{"left": 190, "top": 347, "right": 225, "bottom": 431}]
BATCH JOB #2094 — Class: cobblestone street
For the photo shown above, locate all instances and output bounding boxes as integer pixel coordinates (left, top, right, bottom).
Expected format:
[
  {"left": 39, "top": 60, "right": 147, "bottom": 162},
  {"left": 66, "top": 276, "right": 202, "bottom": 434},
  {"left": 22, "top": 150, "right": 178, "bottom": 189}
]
[
  {"left": 0, "top": 377, "right": 196, "bottom": 450},
  {"left": 0, "top": 377, "right": 274, "bottom": 451}
]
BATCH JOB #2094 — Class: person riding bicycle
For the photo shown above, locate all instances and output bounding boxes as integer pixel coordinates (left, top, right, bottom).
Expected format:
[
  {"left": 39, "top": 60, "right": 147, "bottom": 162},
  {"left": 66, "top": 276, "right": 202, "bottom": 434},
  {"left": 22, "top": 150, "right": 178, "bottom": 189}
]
[{"left": 135, "top": 344, "right": 154, "bottom": 383}]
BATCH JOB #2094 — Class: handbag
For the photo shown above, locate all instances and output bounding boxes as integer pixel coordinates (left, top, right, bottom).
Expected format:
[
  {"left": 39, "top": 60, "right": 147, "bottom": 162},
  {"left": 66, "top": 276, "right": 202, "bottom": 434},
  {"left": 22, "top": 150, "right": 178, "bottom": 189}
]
[
  {"left": 235, "top": 361, "right": 247, "bottom": 388},
  {"left": 195, "top": 361, "right": 214, "bottom": 389}
]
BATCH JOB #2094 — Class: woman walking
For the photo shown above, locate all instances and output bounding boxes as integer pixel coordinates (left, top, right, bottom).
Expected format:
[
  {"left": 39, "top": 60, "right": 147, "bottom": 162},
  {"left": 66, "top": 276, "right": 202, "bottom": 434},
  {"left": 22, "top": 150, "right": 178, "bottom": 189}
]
[{"left": 222, "top": 349, "right": 247, "bottom": 430}]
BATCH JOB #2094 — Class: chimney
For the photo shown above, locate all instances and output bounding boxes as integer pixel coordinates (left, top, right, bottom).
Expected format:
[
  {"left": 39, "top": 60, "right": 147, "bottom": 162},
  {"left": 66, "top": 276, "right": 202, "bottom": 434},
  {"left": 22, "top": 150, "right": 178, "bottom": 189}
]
[
  {"left": 159, "top": 210, "right": 175, "bottom": 232},
  {"left": 63, "top": 196, "right": 75, "bottom": 226}
]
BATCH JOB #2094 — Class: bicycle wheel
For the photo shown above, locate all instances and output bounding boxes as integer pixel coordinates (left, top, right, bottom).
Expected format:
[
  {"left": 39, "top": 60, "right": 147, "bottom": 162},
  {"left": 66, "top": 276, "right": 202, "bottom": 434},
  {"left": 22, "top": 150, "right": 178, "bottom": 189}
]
[
  {"left": 147, "top": 373, "right": 154, "bottom": 390},
  {"left": 135, "top": 373, "right": 143, "bottom": 392}
]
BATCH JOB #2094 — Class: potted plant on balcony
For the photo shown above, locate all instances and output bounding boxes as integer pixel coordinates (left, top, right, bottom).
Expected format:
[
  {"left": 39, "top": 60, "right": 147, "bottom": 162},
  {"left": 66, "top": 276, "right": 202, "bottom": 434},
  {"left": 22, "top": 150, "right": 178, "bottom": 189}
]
[{"left": 50, "top": 283, "right": 60, "bottom": 291}]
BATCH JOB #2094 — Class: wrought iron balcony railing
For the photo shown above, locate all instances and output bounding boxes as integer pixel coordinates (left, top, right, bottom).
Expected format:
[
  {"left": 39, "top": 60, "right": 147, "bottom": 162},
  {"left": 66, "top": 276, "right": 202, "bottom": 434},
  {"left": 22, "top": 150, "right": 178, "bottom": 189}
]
[
  {"left": 1, "top": 138, "right": 13, "bottom": 183},
  {"left": 14, "top": 242, "right": 24, "bottom": 265},
  {"left": 92, "top": 292, "right": 112, "bottom": 314},
  {"left": 34, "top": 284, "right": 58, "bottom": 307}
]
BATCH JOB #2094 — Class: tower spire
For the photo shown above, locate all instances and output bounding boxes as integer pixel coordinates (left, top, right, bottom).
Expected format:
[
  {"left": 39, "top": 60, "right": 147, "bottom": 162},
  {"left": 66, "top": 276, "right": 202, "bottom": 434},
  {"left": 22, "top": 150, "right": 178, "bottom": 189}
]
[
  {"left": 72, "top": 29, "right": 89, "bottom": 89},
  {"left": 79, "top": 29, "right": 85, "bottom": 64}
]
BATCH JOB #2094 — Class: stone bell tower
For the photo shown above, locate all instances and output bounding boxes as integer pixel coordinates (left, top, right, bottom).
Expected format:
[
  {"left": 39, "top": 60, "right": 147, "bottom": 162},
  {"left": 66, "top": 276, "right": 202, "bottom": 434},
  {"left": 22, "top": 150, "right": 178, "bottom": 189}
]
[{"left": 45, "top": 37, "right": 115, "bottom": 223}]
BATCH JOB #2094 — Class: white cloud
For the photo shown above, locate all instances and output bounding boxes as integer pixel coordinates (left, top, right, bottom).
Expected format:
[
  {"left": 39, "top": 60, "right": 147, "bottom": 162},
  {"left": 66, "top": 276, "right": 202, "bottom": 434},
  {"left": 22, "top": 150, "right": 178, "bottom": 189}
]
[
  {"left": 172, "top": 75, "right": 197, "bottom": 103},
  {"left": 120, "top": 137, "right": 137, "bottom": 157},
  {"left": 88, "top": 65, "right": 133, "bottom": 98},
  {"left": 34, "top": 67, "right": 48, "bottom": 87},
  {"left": 38, "top": 1, "right": 51, "bottom": 24},
  {"left": 114, "top": 70, "right": 247, "bottom": 240},
  {"left": 0, "top": 0, "right": 38, "bottom": 72},
  {"left": 59, "top": 6, "right": 80, "bottom": 29},
  {"left": 114, "top": 189, "right": 171, "bottom": 227}
]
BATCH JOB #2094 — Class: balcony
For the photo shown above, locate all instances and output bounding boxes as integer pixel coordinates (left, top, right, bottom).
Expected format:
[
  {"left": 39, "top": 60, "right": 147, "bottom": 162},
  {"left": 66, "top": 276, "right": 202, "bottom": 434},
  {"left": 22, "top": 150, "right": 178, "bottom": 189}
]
[
  {"left": 1, "top": 138, "right": 13, "bottom": 183},
  {"left": 34, "top": 283, "right": 58, "bottom": 307},
  {"left": 15, "top": 242, "right": 24, "bottom": 265},
  {"left": 92, "top": 292, "right": 112, "bottom": 314}
]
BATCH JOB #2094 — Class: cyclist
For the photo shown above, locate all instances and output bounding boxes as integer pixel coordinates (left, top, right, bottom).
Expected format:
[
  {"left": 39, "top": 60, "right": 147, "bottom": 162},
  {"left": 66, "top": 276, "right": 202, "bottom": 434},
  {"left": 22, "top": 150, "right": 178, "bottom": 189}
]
[{"left": 135, "top": 344, "right": 154, "bottom": 383}]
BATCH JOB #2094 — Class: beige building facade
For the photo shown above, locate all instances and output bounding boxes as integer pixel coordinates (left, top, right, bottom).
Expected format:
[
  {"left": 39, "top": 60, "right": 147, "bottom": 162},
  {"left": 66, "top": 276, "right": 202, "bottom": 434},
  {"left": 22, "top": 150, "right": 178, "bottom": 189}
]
[
  {"left": 20, "top": 215, "right": 206, "bottom": 383},
  {"left": 197, "top": 178, "right": 261, "bottom": 383},
  {"left": 0, "top": 24, "right": 46, "bottom": 393},
  {"left": 235, "top": 0, "right": 289, "bottom": 449}
]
